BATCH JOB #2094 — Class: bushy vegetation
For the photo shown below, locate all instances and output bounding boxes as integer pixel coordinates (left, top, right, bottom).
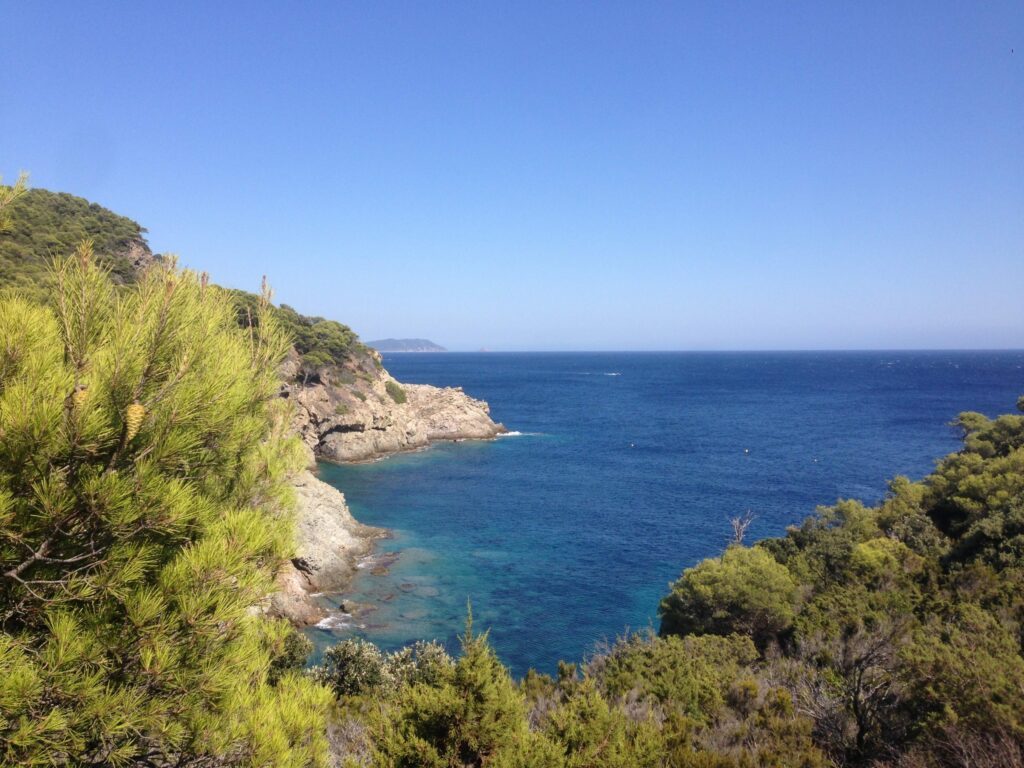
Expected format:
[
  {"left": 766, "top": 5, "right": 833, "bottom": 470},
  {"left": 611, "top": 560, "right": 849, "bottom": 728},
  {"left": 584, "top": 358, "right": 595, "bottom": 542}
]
[
  {"left": 229, "top": 289, "right": 366, "bottom": 377},
  {"left": 0, "top": 239, "right": 331, "bottom": 764},
  {"left": 384, "top": 380, "right": 407, "bottom": 405},
  {"left": 320, "top": 619, "right": 827, "bottom": 767},
  {"left": 658, "top": 545, "right": 797, "bottom": 648},
  {"left": 316, "top": 395, "right": 1024, "bottom": 768}
]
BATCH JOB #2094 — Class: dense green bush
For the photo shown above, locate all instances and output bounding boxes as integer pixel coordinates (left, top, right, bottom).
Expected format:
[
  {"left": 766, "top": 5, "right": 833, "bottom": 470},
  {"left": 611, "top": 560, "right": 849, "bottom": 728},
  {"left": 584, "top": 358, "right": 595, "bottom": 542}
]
[
  {"left": 311, "top": 638, "right": 454, "bottom": 699},
  {"left": 365, "top": 619, "right": 555, "bottom": 767},
  {"left": 658, "top": 544, "right": 799, "bottom": 648},
  {"left": 0, "top": 249, "right": 330, "bottom": 766},
  {"left": 589, "top": 632, "right": 756, "bottom": 721}
]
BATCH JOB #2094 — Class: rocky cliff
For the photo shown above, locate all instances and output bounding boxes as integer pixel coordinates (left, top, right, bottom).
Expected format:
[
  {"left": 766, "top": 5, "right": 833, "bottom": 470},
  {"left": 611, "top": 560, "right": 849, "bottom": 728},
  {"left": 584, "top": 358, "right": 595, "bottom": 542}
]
[
  {"left": 272, "top": 347, "right": 505, "bottom": 624},
  {"left": 271, "top": 469, "right": 385, "bottom": 625},
  {"left": 280, "top": 346, "right": 505, "bottom": 463}
]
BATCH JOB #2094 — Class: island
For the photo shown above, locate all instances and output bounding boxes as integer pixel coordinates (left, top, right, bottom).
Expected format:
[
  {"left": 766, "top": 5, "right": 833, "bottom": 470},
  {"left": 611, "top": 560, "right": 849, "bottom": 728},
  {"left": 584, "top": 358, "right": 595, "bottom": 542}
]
[{"left": 367, "top": 337, "right": 447, "bottom": 352}]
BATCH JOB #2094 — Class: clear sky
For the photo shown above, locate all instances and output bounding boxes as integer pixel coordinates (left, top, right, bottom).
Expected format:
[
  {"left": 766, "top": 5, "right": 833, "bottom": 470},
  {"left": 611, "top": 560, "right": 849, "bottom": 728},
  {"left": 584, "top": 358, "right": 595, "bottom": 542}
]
[{"left": 3, "top": 2, "right": 1022, "bottom": 350}]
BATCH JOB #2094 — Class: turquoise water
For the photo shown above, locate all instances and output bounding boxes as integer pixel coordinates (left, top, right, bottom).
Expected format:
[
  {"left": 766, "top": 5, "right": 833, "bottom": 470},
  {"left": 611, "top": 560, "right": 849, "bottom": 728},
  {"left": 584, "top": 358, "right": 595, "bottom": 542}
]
[{"left": 306, "top": 351, "right": 1024, "bottom": 676}]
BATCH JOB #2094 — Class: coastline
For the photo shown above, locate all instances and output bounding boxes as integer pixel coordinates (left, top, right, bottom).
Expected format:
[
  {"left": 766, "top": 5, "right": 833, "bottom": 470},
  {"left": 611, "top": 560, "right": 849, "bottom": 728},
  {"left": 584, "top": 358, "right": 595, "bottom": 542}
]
[
  {"left": 285, "top": 372, "right": 507, "bottom": 464},
  {"left": 270, "top": 469, "right": 386, "bottom": 626},
  {"left": 271, "top": 374, "right": 506, "bottom": 626}
]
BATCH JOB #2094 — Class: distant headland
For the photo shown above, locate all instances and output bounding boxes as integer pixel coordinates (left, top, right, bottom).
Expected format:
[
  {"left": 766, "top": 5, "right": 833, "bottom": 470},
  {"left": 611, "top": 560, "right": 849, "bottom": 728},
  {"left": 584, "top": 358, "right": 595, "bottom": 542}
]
[{"left": 367, "top": 338, "right": 447, "bottom": 352}]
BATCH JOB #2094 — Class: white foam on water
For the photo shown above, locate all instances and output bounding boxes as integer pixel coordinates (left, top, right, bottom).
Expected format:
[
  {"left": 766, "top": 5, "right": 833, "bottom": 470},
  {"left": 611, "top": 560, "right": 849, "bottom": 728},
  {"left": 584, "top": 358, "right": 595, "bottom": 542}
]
[{"left": 315, "top": 613, "right": 354, "bottom": 630}]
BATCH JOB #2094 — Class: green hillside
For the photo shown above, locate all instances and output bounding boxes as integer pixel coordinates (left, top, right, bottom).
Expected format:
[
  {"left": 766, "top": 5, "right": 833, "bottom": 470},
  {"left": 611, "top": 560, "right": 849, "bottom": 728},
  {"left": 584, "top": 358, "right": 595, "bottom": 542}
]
[{"left": 0, "top": 186, "right": 152, "bottom": 299}]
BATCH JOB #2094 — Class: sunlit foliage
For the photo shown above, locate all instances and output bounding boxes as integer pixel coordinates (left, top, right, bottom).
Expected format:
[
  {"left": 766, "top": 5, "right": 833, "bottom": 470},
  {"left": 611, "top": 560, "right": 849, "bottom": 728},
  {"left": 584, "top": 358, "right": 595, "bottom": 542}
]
[{"left": 0, "top": 251, "right": 330, "bottom": 766}]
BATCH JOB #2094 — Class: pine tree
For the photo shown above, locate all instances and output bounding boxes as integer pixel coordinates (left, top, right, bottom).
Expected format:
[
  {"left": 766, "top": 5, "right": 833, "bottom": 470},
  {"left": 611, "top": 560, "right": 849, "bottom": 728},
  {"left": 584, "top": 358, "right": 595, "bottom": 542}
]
[
  {"left": 369, "top": 613, "right": 560, "bottom": 767},
  {"left": 0, "top": 248, "right": 330, "bottom": 766}
]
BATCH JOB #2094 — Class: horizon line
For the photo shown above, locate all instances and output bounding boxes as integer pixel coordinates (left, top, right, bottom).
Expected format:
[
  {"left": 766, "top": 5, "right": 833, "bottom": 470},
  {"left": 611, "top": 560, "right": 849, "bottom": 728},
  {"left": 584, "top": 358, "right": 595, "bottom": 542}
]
[{"left": 379, "top": 347, "right": 1024, "bottom": 355}]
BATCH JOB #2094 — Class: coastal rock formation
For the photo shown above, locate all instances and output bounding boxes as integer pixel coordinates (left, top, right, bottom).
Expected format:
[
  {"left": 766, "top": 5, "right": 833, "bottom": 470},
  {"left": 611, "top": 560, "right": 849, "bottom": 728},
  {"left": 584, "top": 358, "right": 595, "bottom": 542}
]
[
  {"left": 280, "top": 348, "right": 505, "bottom": 463},
  {"left": 271, "top": 469, "right": 385, "bottom": 625},
  {"left": 272, "top": 349, "right": 504, "bottom": 623}
]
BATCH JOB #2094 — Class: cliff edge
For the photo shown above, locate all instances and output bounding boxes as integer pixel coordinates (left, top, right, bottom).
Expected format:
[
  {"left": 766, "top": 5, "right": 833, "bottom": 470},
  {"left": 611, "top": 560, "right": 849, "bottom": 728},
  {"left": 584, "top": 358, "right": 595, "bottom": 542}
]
[
  {"left": 281, "top": 346, "right": 505, "bottom": 463},
  {"left": 273, "top": 348, "right": 504, "bottom": 623},
  {"left": 272, "top": 469, "right": 385, "bottom": 625}
]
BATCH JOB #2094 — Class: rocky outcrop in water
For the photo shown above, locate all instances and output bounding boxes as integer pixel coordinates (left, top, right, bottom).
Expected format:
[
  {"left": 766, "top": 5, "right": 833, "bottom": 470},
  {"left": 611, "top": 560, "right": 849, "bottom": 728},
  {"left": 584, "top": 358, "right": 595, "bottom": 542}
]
[
  {"left": 273, "top": 348, "right": 504, "bottom": 624},
  {"left": 280, "top": 347, "right": 505, "bottom": 463},
  {"left": 271, "top": 469, "right": 385, "bottom": 625}
]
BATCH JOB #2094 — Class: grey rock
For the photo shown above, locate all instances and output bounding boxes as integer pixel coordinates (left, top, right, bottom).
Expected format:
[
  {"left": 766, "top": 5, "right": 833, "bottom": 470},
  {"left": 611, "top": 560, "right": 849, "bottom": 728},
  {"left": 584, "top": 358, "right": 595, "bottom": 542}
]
[
  {"left": 280, "top": 347, "right": 506, "bottom": 463},
  {"left": 271, "top": 346, "right": 504, "bottom": 625},
  {"left": 269, "top": 470, "right": 384, "bottom": 626}
]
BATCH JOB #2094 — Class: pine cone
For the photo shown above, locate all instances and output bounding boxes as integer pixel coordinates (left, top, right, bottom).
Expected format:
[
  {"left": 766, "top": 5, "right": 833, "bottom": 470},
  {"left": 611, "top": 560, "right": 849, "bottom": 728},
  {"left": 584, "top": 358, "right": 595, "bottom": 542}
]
[
  {"left": 70, "top": 385, "right": 89, "bottom": 411},
  {"left": 125, "top": 402, "right": 146, "bottom": 441}
]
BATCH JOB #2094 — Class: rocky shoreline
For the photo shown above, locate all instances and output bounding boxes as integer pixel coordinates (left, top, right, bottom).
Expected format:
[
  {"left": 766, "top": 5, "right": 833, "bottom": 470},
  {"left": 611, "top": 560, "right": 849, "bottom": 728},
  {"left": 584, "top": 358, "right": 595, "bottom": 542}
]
[
  {"left": 271, "top": 469, "right": 385, "bottom": 625},
  {"left": 281, "top": 349, "right": 506, "bottom": 464},
  {"left": 271, "top": 350, "right": 505, "bottom": 625}
]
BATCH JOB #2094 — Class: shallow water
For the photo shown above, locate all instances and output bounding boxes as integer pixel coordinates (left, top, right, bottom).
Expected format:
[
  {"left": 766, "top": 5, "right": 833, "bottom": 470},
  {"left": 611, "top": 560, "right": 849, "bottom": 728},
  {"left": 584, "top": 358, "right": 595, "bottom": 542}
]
[{"left": 305, "top": 351, "right": 1024, "bottom": 677}]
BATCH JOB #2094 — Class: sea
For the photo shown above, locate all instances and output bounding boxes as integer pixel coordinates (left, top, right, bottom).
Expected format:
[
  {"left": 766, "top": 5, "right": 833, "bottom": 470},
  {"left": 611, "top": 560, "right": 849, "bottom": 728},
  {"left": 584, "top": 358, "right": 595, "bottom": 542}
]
[{"left": 306, "top": 351, "right": 1024, "bottom": 677}]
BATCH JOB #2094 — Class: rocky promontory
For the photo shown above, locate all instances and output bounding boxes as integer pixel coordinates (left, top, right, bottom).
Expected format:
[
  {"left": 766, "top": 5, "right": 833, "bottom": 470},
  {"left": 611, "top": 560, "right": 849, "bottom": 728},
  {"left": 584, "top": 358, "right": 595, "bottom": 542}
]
[
  {"left": 273, "top": 346, "right": 504, "bottom": 624},
  {"left": 280, "top": 346, "right": 505, "bottom": 463}
]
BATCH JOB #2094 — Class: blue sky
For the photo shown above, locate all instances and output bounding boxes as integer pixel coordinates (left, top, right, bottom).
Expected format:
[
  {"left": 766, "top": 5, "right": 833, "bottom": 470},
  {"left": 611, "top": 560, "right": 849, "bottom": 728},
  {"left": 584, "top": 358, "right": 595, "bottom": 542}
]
[{"left": 3, "top": 2, "right": 1022, "bottom": 350}]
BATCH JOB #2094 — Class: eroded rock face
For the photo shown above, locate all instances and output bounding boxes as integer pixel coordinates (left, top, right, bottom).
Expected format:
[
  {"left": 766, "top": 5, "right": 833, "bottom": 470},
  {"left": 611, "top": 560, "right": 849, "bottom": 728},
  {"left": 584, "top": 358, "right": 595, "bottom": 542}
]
[
  {"left": 271, "top": 470, "right": 385, "bottom": 626},
  {"left": 273, "top": 348, "right": 504, "bottom": 625},
  {"left": 280, "top": 348, "right": 505, "bottom": 463}
]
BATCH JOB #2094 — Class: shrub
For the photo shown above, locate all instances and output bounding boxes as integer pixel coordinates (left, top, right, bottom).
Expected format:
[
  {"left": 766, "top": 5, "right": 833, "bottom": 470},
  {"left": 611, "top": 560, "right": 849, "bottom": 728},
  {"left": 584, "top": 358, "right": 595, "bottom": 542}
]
[
  {"left": 368, "top": 620, "right": 552, "bottom": 766},
  {"left": 659, "top": 545, "right": 798, "bottom": 647},
  {"left": 591, "top": 632, "right": 757, "bottom": 722},
  {"left": 268, "top": 626, "right": 315, "bottom": 686},
  {"left": 311, "top": 638, "right": 387, "bottom": 697},
  {"left": 385, "top": 379, "right": 407, "bottom": 405},
  {"left": 310, "top": 638, "right": 455, "bottom": 698}
]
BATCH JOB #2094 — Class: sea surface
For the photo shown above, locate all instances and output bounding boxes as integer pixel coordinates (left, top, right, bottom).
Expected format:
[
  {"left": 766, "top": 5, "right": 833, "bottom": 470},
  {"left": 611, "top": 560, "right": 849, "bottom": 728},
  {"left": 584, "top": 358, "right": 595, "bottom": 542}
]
[{"left": 307, "top": 351, "right": 1024, "bottom": 677}]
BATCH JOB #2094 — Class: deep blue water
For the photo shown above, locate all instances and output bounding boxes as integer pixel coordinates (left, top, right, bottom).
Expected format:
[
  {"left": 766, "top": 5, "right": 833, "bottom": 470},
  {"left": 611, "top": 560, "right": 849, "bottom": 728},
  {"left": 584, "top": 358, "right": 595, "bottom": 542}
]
[{"left": 307, "top": 351, "right": 1024, "bottom": 677}]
